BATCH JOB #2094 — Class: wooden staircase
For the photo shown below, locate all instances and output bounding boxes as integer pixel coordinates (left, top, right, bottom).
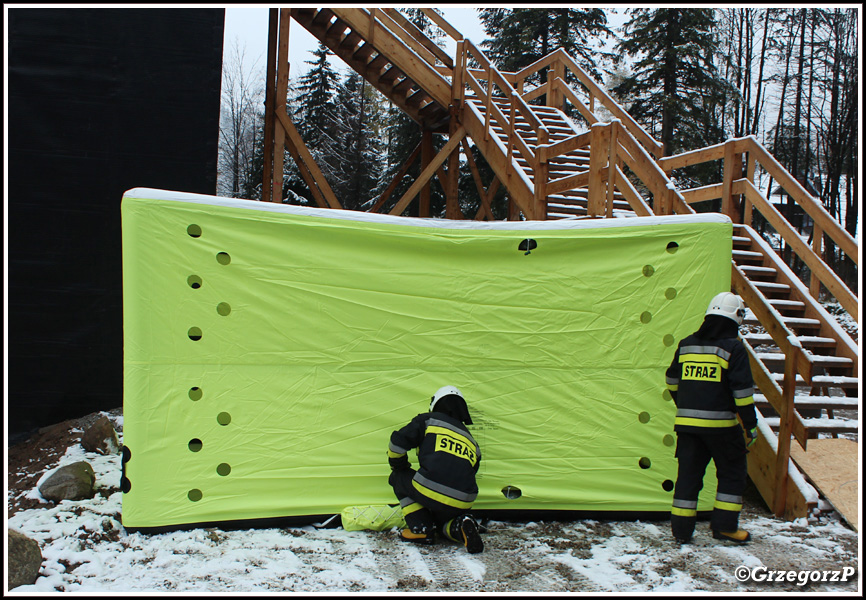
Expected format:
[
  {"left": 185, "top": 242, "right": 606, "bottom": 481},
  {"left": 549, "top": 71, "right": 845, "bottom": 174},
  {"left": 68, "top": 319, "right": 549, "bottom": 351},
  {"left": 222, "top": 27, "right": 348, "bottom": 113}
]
[
  {"left": 467, "top": 97, "right": 634, "bottom": 219},
  {"left": 290, "top": 8, "right": 452, "bottom": 132},
  {"left": 262, "top": 7, "right": 859, "bottom": 523},
  {"left": 733, "top": 225, "right": 859, "bottom": 438}
]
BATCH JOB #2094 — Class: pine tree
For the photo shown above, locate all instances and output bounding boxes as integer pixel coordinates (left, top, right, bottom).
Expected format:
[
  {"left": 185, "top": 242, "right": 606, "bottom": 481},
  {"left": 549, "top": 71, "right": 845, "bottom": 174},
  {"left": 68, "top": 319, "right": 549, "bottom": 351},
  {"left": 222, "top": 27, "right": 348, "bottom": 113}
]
[
  {"left": 613, "top": 9, "right": 733, "bottom": 186},
  {"left": 291, "top": 43, "right": 341, "bottom": 191},
  {"left": 479, "top": 8, "right": 614, "bottom": 84},
  {"left": 330, "top": 71, "right": 385, "bottom": 211}
]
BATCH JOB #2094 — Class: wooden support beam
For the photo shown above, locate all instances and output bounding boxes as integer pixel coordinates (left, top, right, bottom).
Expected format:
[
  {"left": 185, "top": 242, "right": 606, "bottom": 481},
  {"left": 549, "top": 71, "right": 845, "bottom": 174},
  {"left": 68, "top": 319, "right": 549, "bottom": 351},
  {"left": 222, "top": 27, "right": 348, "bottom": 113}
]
[
  {"left": 721, "top": 141, "right": 739, "bottom": 220},
  {"left": 272, "top": 9, "right": 292, "bottom": 204},
  {"left": 390, "top": 127, "right": 466, "bottom": 216},
  {"left": 262, "top": 9, "right": 278, "bottom": 203},
  {"left": 274, "top": 108, "right": 342, "bottom": 209},
  {"left": 281, "top": 123, "right": 329, "bottom": 209},
  {"left": 445, "top": 111, "right": 462, "bottom": 219},
  {"left": 773, "top": 347, "right": 797, "bottom": 517},
  {"left": 606, "top": 120, "right": 619, "bottom": 218},
  {"left": 474, "top": 177, "right": 499, "bottom": 221},
  {"left": 420, "top": 129, "right": 434, "bottom": 217},
  {"left": 462, "top": 138, "right": 497, "bottom": 221},
  {"left": 587, "top": 124, "right": 609, "bottom": 217}
]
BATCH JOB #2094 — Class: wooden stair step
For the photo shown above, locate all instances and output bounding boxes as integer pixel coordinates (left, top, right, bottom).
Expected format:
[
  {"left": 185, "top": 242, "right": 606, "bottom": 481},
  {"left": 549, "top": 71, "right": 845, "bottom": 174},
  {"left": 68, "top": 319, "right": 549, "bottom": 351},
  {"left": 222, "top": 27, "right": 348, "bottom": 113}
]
[
  {"left": 744, "top": 316, "right": 822, "bottom": 332},
  {"left": 548, "top": 191, "right": 630, "bottom": 204},
  {"left": 755, "top": 394, "right": 860, "bottom": 411},
  {"left": 743, "top": 333, "right": 838, "bottom": 350},
  {"left": 754, "top": 352, "right": 854, "bottom": 371},
  {"left": 733, "top": 249, "right": 764, "bottom": 262},
  {"left": 739, "top": 265, "right": 778, "bottom": 278},
  {"left": 770, "top": 373, "right": 860, "bottom": 389},
  {"left": 768, "top": 299, "right": 806, "bottom": 310},
  {"left": 763, "top": 415, "right": 859, "bottom": 434},
  {"left": 751, "top": 281, "right": 791, "bottom": 292}
]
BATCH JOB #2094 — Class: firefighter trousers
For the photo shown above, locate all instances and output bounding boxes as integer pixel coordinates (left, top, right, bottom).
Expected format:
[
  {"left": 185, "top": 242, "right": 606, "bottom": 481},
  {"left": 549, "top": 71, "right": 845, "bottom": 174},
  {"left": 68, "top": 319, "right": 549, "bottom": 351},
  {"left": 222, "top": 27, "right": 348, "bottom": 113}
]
[
  {"left": 389, "top": 468, "right": 465, "bottom": 539},
  {"left": 671, "top": 428, "right": 748, "bottom": 540}
]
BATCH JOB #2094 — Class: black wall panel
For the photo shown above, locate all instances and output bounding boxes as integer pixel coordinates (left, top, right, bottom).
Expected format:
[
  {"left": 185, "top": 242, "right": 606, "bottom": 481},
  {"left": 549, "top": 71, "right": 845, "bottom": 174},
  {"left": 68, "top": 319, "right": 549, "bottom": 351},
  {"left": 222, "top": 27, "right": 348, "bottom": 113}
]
[{"left": 8, "top": 8, "right": 225, "bottom": 441}]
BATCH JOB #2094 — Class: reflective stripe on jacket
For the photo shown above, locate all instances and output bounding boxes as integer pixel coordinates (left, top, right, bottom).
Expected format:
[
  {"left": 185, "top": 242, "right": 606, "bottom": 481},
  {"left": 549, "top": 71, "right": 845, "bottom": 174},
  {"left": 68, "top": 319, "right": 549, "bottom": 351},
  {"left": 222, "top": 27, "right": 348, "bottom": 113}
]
[{"left": 665, "top": 335, "right": 757, "bottom": 434}]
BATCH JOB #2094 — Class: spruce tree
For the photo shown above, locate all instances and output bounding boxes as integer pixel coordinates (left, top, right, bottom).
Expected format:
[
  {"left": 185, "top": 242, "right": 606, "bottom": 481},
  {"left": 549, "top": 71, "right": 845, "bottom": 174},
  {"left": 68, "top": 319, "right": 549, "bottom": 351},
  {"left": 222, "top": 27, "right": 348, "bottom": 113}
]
[
  {"left": 291, "top": 43, "right": 341, "bottom": 190},
  {"left": 613, "top": 9, "right": 732, "bottom": 186},
  {"left": 330, "top": 71, "right": 385, "bottom": 211},
  {"left": 479, "top": 8, "right": 614, "bottom": 84}
]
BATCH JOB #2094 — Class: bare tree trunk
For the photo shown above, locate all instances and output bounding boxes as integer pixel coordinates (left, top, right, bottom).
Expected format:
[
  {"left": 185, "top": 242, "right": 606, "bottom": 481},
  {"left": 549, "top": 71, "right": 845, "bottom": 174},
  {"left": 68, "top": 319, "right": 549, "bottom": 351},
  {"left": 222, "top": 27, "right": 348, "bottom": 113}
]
[{"left": 750, "top": 10, "right": 770, "bottom": 135}]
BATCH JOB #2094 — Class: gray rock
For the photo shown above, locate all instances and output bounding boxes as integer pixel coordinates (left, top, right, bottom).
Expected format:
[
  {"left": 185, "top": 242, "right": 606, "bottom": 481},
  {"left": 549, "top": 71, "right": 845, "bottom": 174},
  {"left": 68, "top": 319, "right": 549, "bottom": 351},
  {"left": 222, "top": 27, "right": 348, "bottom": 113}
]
[
  {"left": 38, "top": 461, "right": 96, "bottom": 502},
  {"left": 80, "top": 414, "right": 119, "bottom": 455},
  {"left": 7, "top": 529, "right": 42, "bottom": 588}
]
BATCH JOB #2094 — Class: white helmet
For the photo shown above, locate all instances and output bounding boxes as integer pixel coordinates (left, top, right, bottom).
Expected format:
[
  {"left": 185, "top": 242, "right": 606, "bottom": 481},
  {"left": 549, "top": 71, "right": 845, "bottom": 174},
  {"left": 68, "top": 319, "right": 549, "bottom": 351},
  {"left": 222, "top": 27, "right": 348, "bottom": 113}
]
[
  {"left": 430, "top": 385, "right": 464, "bottom": 413},
  {"left": 706, "top": 292, "right": 746, "bottom": 326}
]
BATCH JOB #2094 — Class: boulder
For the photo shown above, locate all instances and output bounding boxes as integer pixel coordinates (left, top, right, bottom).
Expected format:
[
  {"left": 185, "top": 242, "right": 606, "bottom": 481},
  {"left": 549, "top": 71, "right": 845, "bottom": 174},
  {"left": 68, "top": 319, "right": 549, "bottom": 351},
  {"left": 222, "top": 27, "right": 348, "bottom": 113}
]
[
  {"left": 38, "top": 461, "right": 96, "bottom": 502},
  {"left": 7, "top": 529, "right": 42, "bottom": 588},
  {"left": 80, "top": 414, "right": 120, "bottom": 455}
]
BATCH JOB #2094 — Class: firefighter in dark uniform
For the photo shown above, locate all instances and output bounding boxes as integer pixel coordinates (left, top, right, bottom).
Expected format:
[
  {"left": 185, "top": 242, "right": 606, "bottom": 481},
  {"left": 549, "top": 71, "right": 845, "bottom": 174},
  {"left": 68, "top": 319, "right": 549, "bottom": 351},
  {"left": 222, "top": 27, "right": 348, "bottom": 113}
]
[
  {"left": 665, "top": 292, "right": 758, "bottom": 544},
  {"left": 387, "top": 385, "right": 483, "bottom": 553}
]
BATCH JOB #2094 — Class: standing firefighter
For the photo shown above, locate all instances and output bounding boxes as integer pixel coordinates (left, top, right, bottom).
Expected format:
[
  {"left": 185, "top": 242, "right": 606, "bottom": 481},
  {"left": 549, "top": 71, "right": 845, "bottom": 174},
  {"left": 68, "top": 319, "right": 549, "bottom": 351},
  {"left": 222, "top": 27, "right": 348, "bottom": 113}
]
[
  {"left": 387, "top": 385, "right": 484, "bottom": 553},
  {"left": 665, "top": 292, "right": 758, "bottom": 544}
]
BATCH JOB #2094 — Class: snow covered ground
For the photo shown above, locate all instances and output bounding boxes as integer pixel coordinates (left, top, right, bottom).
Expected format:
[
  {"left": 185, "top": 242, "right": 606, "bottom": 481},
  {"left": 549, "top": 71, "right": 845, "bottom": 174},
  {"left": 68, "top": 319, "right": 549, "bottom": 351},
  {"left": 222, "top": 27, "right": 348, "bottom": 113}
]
[{"left": 5, "top": 413, "right": 861, "bottom": 594}]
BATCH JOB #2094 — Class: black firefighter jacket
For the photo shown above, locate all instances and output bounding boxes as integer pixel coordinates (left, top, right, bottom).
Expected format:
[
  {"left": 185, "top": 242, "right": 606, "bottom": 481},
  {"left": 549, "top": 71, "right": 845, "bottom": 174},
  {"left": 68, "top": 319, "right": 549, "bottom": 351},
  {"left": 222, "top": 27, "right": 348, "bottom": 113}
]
[
  {"left": 388, "top": 411, "right": 481, "bottom": 510},
  {"left": 665, "top": 334, "right": 758, "bottom": 434}
]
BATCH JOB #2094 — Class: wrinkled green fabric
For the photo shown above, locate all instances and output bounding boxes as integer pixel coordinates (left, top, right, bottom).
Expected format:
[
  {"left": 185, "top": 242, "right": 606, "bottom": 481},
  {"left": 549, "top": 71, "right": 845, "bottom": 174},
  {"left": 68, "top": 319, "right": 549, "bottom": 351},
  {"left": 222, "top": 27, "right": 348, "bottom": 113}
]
[{"left": 121, "top": 188, "right": 732, "bottom": 530}]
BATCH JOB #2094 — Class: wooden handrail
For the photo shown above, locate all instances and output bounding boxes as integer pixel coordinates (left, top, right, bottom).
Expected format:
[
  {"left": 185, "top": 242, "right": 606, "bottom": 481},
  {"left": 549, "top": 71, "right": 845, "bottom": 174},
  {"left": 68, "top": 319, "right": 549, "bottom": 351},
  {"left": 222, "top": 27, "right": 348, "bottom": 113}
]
[
  {"left": 666, "top": 136, "right": 858, "bottom": 268},
  {"left": 554, "top": 78, "right": 598, "bottom": 128},
  {"left": 538, "top": 129, "right": 592, "bottom": 163},
  {"left": 745, "top": 137, "right": 858, "bottom": 266},
  {"left": 463, "top": 40, "right": 548, "bottom": 138},
  {"left": 663, "top": 135, "right": 857, "bottom": 314},
  {"left": 553, "top": 50, "right": 663, "bottom": 157},
  {"left": 615, "top": 124, "right": 694, "bottom": 215},
  {"left": 681, "top": 183, "right": 724, "bottom": 205},
  {"left": 744, "top": 342, "right": 808, "bottom": 449},
  {"left": 658, "top": 141, "right": 726, "bottom": 172},
  {"left": 419, "top": 8, "right": 464, "bottom": 42},
  {"left": 737, "top": 179, "right": 858, "bottom": 320},
  {"left": 614, "top": 165, "right": 653, "bottom": 216},
  {"left": 380, "top": 8, "right": 453, "bottom": 69},
  {"left": 732, "top": 263, "right": 814, "bottom": 384}
]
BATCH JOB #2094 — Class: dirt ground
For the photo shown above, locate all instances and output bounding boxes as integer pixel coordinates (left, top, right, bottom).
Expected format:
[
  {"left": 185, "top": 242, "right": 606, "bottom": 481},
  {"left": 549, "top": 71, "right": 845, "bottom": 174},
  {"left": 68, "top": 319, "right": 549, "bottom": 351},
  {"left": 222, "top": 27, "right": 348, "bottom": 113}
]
[{"left": 6, "top": 408, "right": 861, "bottom": 593}]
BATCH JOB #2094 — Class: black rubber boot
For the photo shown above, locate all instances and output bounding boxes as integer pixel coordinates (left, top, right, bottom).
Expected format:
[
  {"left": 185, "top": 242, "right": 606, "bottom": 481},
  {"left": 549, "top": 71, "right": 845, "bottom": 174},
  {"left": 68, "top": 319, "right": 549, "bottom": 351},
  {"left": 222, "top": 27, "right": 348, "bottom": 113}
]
[
  {"left": 450, "top": 515, "right": 483, "bottom": 554},
  {"left": 400, "top": 524, "right": 435, "bottom": 545}
]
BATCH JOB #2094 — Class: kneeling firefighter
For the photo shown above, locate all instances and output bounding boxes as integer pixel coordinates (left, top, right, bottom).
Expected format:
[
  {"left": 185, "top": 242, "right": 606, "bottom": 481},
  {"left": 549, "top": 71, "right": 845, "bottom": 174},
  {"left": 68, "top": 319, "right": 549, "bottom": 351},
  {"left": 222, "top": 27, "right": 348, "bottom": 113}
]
[
  {"left": 387, "top": 385, "right": 483, "bottom": 553},
  {"left": 665, "top": 292, "right": 758, "bottom": 544}
]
